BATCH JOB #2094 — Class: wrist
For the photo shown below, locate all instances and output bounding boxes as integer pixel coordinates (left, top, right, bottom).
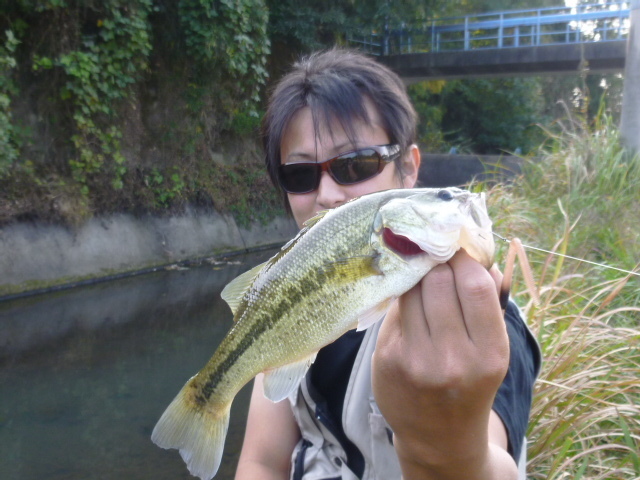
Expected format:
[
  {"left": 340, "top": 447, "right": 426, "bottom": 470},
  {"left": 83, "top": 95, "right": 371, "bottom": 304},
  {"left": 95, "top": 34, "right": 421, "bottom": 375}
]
[
  {"left": 394, "top": 433, "right": 517, "bottom": 480},
  {"left": 394, "top": 431, "right": 486, "bottom": 476}
]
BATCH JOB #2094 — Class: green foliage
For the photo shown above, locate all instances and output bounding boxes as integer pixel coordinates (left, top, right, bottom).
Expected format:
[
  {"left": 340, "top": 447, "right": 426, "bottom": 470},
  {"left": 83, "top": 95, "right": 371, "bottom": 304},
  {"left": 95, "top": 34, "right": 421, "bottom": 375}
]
[
  {"left": 409, "top": 77, "right": 547, "bottom": 154},
  {"left": 179, "top": 0, "right": 270, "bottom": 113},
  {"left": 0, "top": 29, "right": 19, "bottom": 175},
  {"left": 267, "top": 0, "right": 348, "bottom": 53},
  {"left": 433, "top": 0, "right": 560, "bottom": 17},
  {"left": 266, "top": 0, "right": 439, "bottom": 61},
  {"left": 56, "top": 0, "right": 152, "bottom": 192},
  {"left": 144, "top": 166, "right": 186, "bottom": 208},
  {"left": 0, "top": 0, "right": 273, "bottom": 225},
  {"left": 495, "top": 109, "right": 639, "bottom": 270},
  {"left": 441, "top": 78, "right": 547, "bottom": 154},
  {"left": 229, "top": 111, "right": 262, "bottom": 137},
  {"left": 136, "top": 155, "right": 282, "bottom": 226},
  {"left": 485, "top": 115, "right": 639, "bottom": 479},
  {"left": 407, "top": 80, "right": 447, "bottom": 152},
  {"left": 538, "top": 73, "right": 626, "bottom": 126},
  {"left": 6, "top": 0, "right": 154, "bottom": 194}
]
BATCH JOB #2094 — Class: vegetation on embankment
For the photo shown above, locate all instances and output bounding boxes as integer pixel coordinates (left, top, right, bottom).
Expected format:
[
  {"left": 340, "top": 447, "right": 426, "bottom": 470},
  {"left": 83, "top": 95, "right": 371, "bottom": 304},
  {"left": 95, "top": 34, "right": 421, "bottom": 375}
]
[
  {"left": 0, "top": 0, "right": 282, "bottom": 227},
  {"left": 484, "top": 111, "right": 640, "bottom": 479}
]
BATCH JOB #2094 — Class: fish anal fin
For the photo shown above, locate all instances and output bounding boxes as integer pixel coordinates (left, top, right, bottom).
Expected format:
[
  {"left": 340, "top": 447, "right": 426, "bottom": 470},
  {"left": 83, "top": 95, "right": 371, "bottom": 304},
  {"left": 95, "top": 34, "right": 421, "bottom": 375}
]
[
  {"left": 262, "top": 353, "right": 318, "bottom": 403},
  {"left": 151, "top": 381, "right": 230, "bottom": 480},
  {"left": 221, "top": 262, "right": 267, "bottom": 317},
  {"left": 356, "top": 297, "right": 395, "bottom": 332}
]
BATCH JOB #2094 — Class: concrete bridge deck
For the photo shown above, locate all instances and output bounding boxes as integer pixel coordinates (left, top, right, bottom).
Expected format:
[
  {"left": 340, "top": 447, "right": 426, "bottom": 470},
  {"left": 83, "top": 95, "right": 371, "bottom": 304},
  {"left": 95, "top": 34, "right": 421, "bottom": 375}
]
[{"left": 379, "top": 40, "right": 627, "bottom": 81}]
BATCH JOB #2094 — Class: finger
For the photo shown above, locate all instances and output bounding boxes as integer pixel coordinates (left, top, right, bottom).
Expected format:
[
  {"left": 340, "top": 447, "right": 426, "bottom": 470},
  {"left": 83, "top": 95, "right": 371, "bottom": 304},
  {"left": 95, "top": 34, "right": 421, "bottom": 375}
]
[
  {"left": 420, "top": 262, "right": 468, "bottom": 342},
  {"left": 488, "top": 264, "right": 509, "bottom": 309},
  {"left": 489, "top": 264, "right": 503, "bottom": 297},
  {"left": 373, "top": 286, "right": 423, "bottom": 379},
  {"left": 384, "top": 281, "right": 429, "bottom": 344},
  {"left": 448, "top": 251, "right": 506, "bottom": 345}
]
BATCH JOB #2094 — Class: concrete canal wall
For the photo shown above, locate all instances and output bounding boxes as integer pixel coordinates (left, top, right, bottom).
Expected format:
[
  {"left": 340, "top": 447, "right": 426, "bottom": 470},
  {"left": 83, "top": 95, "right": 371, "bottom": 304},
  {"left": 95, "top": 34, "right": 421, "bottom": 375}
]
[{"left": 0, "top": 209, "right": 298, "bottom": 297}]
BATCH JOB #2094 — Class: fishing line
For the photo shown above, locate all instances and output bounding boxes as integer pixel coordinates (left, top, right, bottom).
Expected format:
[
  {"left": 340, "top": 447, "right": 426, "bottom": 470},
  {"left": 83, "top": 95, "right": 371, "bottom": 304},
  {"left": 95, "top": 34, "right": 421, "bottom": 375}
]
[{"left": 493, "top": 232, "right": 640, "bottom": 277}]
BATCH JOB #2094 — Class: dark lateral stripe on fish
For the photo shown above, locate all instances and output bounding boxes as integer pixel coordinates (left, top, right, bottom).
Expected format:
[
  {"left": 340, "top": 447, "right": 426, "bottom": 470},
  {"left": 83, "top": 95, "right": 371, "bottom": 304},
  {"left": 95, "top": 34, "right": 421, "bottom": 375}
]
[
  {"left": 196, "top": 266, "right": 335, "bottom": 402},
  {"left": 196, "top": 243, "right": 376, "bottom": 403}
]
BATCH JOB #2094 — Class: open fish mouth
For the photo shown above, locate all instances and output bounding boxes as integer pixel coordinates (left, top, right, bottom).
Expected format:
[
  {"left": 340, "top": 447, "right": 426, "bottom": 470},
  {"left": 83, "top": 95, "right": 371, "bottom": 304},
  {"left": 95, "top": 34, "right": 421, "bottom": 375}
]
[
  {"left": 382, "top": 228, "right": 425, "bottom": 256},
  {"left": 373, "top": 190, "right": 493, "bottom": 265}
]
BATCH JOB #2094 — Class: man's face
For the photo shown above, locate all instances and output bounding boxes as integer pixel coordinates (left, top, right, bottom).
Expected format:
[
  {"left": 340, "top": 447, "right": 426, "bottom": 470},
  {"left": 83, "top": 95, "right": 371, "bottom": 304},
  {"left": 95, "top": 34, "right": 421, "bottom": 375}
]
[{"left": 280, "top": 102, "right": 416, "bottom": 228}]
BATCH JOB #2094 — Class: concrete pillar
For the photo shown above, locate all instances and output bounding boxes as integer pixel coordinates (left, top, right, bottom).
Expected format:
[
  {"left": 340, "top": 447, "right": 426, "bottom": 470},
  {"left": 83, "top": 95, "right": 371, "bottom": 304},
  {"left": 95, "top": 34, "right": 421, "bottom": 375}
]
[{"left": 620, "top": 0, "right": 640, "bottom": 153}]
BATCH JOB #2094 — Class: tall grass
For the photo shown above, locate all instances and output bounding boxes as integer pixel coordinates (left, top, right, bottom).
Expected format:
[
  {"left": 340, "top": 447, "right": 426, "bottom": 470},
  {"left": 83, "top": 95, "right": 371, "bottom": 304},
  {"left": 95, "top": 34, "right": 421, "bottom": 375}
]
[{"left": 484, "top": 110, "right": 640, "bottom": 479}]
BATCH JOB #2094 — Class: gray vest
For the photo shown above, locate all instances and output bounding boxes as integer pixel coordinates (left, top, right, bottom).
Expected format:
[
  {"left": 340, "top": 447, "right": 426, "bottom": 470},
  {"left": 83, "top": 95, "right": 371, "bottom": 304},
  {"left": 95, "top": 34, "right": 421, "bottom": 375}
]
[{"left": 288, "top": 321, "right": 528, "bottom": 480}]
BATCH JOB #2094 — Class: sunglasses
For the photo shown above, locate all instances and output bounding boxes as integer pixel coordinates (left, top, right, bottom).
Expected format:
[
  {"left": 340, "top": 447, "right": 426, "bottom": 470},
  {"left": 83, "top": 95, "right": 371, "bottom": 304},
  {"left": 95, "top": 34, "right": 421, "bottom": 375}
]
[{"left": 278, "top": 144, "right": 401, "bottom": 194}]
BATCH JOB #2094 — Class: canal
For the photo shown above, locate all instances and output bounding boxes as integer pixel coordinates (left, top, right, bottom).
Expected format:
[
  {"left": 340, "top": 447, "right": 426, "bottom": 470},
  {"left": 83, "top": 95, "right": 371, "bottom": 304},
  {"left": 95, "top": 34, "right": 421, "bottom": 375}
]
[{"left": 0, "top": 248, "right": 277, "bottom": 480}]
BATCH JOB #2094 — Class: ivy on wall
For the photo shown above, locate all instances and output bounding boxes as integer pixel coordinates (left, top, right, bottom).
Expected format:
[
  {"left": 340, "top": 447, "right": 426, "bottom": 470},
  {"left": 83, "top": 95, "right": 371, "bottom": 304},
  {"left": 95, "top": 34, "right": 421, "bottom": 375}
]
[
  {"left": 0, "top": 0, "right": 272, "bottom": 223},
  {"left": 59, "top": 0, "right": 152, "bottom": 192},
  {"left": 180, "top": 0, "right": 269, "bottom": 112},
  {"left": 0, "top": 29, "right": 19, "bottom": 175}
]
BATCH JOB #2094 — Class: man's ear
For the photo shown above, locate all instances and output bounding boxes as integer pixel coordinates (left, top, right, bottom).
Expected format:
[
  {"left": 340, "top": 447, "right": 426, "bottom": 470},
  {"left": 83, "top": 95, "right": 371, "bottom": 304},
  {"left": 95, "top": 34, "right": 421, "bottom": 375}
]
[{"left": 401, "top": 144, "right": 421, "bottom": 188}]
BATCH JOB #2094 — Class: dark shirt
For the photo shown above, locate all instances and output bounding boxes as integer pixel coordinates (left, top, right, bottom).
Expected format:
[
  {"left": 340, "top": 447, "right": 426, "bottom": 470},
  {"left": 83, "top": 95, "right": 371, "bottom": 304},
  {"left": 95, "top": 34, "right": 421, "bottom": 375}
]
[{"left": 308, "top": 300, "right": 541, "bottom": 477}]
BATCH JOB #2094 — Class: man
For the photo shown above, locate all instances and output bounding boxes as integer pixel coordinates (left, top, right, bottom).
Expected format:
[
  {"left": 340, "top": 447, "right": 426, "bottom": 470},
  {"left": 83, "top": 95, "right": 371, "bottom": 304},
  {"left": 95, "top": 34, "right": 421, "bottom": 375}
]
[{"left": 235, "top": 48, "right": 540, "bottom": 480}]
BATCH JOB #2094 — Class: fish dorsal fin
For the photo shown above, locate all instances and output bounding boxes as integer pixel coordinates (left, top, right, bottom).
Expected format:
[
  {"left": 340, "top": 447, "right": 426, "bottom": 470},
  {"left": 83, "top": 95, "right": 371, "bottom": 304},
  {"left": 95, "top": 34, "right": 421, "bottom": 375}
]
[
  {"left": 266, "top": 211, "right": 327, "bottom": 267},
  {"left": 262, "top": 352, "right": 318, "bottom": 403},
  {"left": 356, "top": 297, "right": 395, "bottom": 331},
  {"left": 221, "top": 212, "right": 330, "bottom": 317},
  {"left": 222, "top": 210, "right": 332, "bottom": 319},
  {"left": 302, "top": 209, "right": 329, "bottom": 229},
  {"left": 220, "top": 262, "right": 267, "bottom": 316}
]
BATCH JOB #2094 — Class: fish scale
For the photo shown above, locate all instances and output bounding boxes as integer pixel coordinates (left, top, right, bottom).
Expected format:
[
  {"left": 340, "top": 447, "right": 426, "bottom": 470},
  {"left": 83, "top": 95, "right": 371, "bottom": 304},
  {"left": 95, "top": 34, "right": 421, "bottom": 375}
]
[{"left": 151, "top": 187, "right": 495, "bottom": 480}]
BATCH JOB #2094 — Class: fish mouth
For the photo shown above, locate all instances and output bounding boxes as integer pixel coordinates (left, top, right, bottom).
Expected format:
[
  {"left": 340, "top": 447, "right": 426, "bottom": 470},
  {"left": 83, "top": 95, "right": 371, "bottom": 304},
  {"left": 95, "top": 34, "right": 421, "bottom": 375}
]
[{"left": 382, "top": 228, "right": 425, "bottom": 256}]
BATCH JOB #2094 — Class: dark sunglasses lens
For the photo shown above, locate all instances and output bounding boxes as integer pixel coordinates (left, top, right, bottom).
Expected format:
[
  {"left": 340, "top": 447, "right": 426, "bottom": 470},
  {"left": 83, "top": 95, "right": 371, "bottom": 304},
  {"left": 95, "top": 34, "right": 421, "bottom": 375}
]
[
  {"left": 330, "top": 149, "right": 381, "bottom": 184},
  {"left": 279, "top": 164, "right": 320, "bottom": 193}
]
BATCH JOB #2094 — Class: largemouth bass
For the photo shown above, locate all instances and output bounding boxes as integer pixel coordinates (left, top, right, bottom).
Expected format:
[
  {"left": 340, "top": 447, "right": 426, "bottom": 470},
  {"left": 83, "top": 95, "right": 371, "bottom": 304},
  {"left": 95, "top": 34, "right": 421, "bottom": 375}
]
[{"left": 151, "top": 187, "right": 495, "bottom": 479}]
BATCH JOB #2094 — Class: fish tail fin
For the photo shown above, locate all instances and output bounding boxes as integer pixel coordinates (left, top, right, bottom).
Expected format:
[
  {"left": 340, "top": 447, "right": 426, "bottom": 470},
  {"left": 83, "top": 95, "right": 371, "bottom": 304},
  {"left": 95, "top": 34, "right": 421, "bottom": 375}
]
[{"left": 151, "top": 386, "right": 230, "bottom": 480}]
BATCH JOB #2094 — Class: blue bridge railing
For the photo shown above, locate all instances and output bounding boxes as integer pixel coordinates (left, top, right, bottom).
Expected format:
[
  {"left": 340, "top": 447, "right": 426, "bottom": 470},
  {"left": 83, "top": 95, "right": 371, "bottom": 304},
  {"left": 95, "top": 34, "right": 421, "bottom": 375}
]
[{"left": 349, "top": 1, "right": 630, "bottom": 56}]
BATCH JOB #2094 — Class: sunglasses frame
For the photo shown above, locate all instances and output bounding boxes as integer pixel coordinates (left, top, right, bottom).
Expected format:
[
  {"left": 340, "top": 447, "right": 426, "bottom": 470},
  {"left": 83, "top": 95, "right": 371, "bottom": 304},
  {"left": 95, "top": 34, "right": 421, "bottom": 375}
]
[{"left": 278, "top": 144, "right": 401, "bottom": 194}]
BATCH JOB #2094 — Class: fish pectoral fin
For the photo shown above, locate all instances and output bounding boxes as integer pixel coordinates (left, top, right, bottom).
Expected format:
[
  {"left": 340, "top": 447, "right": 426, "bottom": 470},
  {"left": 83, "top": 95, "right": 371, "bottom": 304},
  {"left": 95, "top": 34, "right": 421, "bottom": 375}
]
[
  {"left": 262, "top": 353, "right": 318, "bottom": 403},
  {"left": 221, "top": 262, "right": 267, "bottom": 316},
  {"left": 356, "top": 297, "right": 395, "bottom": 332}
]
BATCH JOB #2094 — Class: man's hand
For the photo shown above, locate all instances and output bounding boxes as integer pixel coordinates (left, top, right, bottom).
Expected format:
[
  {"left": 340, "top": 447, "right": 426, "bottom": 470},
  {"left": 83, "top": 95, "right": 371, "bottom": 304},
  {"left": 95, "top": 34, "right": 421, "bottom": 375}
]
[{"left": 372, "top": 250, "right": 517, "bottom": 479}]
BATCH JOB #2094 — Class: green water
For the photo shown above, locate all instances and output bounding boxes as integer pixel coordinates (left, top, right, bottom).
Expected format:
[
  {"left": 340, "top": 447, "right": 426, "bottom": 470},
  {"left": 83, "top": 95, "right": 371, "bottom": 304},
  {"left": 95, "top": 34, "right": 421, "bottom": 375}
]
[{"left": 0, "top": 250, "right": 276, "bottom": 480}]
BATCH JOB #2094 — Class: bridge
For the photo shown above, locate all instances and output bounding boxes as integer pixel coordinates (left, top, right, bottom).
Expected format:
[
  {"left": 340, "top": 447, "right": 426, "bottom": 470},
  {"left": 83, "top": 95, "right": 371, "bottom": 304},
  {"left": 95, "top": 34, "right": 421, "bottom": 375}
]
[{"left": 349, "top": 1, "right": 631, "bottom": 81}]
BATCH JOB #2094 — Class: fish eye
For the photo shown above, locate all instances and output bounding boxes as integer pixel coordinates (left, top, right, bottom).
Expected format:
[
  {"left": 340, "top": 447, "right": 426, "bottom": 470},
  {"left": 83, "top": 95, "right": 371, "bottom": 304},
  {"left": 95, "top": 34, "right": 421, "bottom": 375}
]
[{"left": 437, "top": 189, "right": 453, "bottom": 201}]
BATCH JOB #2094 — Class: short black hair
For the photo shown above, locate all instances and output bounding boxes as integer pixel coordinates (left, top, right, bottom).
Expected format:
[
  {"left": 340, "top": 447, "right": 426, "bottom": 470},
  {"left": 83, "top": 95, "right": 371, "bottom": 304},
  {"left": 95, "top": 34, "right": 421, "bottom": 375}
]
[{"left": 262, "top": 48, "right": 417, "bottom": 212}]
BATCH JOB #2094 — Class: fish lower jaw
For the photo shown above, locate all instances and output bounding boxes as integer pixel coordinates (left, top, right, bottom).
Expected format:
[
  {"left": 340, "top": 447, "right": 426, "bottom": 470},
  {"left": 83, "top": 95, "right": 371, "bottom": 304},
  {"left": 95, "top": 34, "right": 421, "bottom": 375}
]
[
  {"left": 411, "top": 241, "right": 458, "bottom": 261},
  {"left": 385, "top": 230, "right": 459, "bottom": 260}
]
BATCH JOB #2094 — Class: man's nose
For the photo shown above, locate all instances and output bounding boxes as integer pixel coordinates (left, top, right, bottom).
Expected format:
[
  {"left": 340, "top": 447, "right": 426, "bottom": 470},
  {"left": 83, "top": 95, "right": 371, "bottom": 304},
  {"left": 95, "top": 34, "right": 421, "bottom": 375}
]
[{"left": 316, "top": 172, "right": 348, "bottom": 210}]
